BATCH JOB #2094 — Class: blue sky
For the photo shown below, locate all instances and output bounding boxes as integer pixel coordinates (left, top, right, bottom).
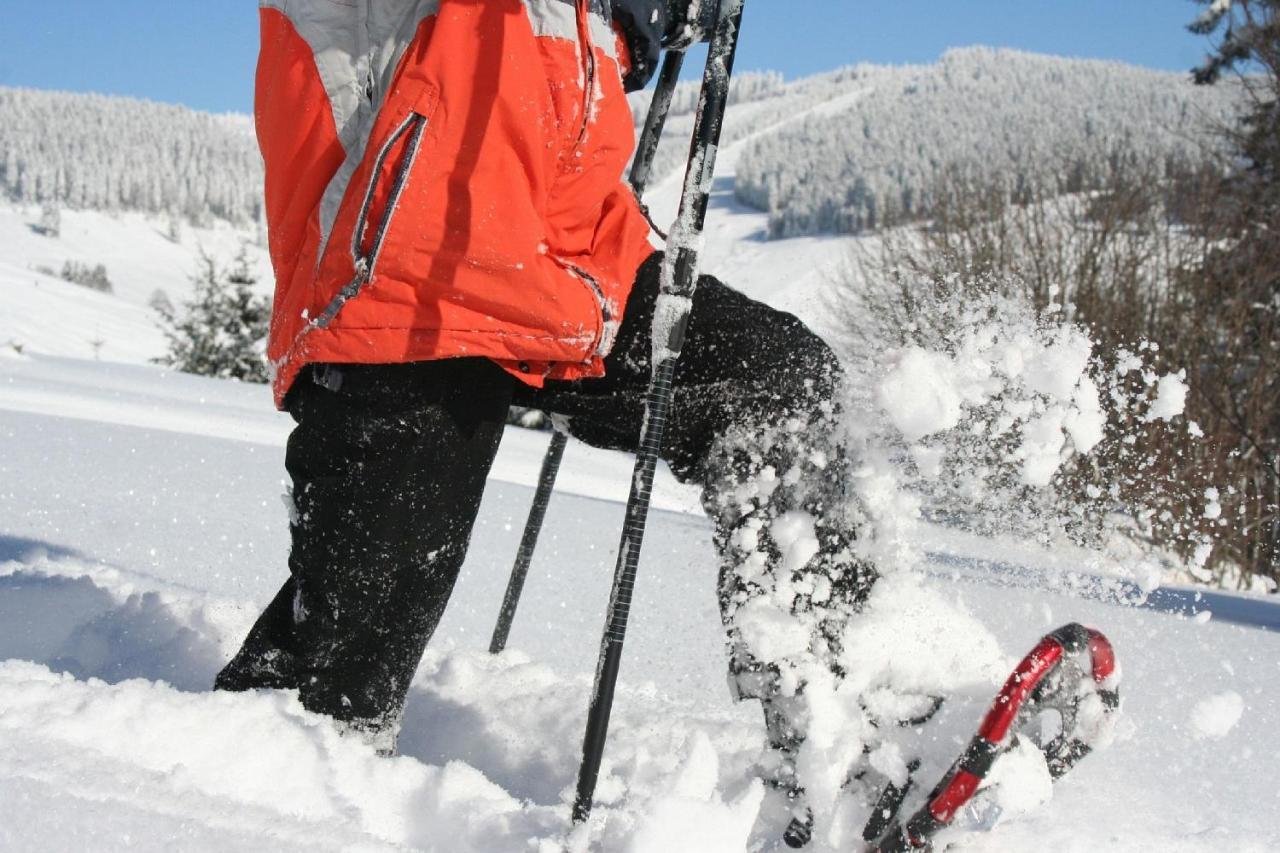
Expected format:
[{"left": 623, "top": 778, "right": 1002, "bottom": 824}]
[{"left": 0, "top": 1, "right": 1213, "bottom": 114}]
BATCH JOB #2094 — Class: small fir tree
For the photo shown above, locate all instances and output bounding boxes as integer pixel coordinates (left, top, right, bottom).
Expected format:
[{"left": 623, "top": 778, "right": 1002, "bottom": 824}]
[
  {"left": 148, "top": 288, "right": 174, "bottom": 315},
  {"left": 38, "top": 204, "right": 61, "bottom": 237},
  {"left": 60, "top": 260, "right": 113, "bottom": 293},
  {"left": 154, "top": 248, "right": 271, "bottom": 383}
]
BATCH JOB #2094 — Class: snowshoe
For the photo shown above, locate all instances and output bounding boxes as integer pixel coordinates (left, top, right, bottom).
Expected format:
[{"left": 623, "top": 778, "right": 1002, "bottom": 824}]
[{"left": 865, "top": 623, "right": 1120, "bottom": 852}]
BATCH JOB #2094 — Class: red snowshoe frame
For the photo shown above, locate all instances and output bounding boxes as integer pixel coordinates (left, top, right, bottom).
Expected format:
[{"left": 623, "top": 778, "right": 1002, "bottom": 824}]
[{"left": 868, "top": 623, "right": 1119, "bottom": 852}]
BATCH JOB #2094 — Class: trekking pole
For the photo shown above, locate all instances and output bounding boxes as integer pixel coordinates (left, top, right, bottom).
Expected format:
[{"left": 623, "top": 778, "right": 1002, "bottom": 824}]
[
  {"left": 572, "top": 0, "right": 745, "bottom": 825},
  {"left": 488, "top": 429, "right": 567, "bottom": 654},
  {"left": 629, "top": 47, "right": 687, "bottom": 200},
  {"left": 488, "top": 48, "right": 687, "bottom": 655}
]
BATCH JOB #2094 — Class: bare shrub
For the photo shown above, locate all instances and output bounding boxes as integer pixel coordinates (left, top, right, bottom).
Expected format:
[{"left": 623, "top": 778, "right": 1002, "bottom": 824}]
[{"left": 836, "top": 154, "right": 1277, "bottom": 590}]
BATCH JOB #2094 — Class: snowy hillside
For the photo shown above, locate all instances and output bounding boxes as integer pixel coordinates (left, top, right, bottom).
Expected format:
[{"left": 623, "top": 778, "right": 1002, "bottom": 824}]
[
  {"left": 633, "top": 48, "right": 1238, "bottom": 237},
  {"left": 2, "top": 46, "right": 1227, "bottom": 240},
  {"left": 0, "top": 90, "right": 269, "bottom": 367},
  {"left": 0, "top": 87, "right": 261, "bottom": 224},
  {"left": 0, "top": 203, "right": 269, "bottom": 363},
  {"left": 733, "top": 48, "right": 1240, "bottom": 236}
]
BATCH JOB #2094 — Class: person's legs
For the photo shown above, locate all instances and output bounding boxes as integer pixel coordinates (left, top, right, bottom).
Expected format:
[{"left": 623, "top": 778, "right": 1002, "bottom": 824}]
[
  {"left": 519, "top": 253, "right": 876, "bottom": 788},
  {"left": 215, "top": 358, "right": 512, "bottom": 746}
]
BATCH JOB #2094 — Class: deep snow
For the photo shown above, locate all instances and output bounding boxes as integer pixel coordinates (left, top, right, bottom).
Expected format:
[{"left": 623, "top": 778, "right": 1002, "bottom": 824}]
[{"left": 2, "top": 347, "right": 1280, "bottom": 851}]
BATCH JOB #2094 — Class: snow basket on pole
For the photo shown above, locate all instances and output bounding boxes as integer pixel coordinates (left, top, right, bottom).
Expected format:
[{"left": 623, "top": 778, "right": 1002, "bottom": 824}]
[{"left": 570, "top": 0, "right": 747, "bottom": 827}]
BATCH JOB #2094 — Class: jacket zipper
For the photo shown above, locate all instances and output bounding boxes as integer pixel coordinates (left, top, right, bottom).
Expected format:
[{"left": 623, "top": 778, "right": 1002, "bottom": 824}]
[
  {"left": 315, "top": 113, "right": 428, "bottom": 329},
  {"left": 557, "top": 258, "right": 614, "bottom": 358},
  {"left": 364, "top": 115, "right": 427, "bottom": 271},
  {"left": 574, "top": 0, "right": 597, "bottom": 148}
]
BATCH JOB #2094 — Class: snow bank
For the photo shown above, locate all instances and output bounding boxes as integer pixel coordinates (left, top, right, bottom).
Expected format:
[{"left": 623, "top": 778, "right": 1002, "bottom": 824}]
[
  {"left": 0, "top": 549, "right": 765, "bottom": 852},
  {"left": 0, "top": 660, "right": 561, "bottom": 852},
  {"left": 626, "top": 733, "right": 763, "bottom": 853}
]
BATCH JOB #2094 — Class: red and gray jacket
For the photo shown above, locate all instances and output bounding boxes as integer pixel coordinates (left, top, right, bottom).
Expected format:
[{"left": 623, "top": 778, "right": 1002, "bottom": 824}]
[{"left": 256, "top": 0, "right": 665, "bottom": 406}]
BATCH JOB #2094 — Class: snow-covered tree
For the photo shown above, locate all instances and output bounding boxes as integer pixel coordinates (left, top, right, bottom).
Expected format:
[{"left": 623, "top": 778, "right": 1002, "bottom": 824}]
[
  {"left": 0, "top": 87, "right": 262, "bottom": 224},
  {"left": 148, "top": 288, "right": 174, "bottom": 315},
  {"left": 727, "top": 49, "right": 1240, "bottom": 237},
  {"left": 37, "top": 203, "right": 60, "bottom": 237},
  {"left": 59, "top": 260, "right": 113, "bottom": 294},
  {"left": 166, "top": 213, "right": 184, "bottom": 244},
  {"left": 153, "top": 248, "right": 271, "bottom": 383}
]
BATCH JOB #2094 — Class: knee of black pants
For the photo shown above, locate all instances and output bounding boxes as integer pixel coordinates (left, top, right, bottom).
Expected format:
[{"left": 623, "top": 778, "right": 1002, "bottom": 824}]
[
  {"left": 660, "top": 282, "right": 846, "bottom": 482},
  {"left": 717, "top": 312, "right": 845, "bottom": 448},
  {"left": 767, "top": 316, "right": 843, "bottom": 422}
]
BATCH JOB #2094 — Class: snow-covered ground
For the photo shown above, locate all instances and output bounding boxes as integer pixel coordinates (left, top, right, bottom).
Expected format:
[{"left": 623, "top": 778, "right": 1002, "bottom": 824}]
[
  {"left": 3, "top": 347, "right": 1280, "bottom": 852},
  {"left": 3, "top": 101, "right": 1280, "bottom": 851},
  {"left": 0, "top": 204, "right": 269, "bottom": 364}
]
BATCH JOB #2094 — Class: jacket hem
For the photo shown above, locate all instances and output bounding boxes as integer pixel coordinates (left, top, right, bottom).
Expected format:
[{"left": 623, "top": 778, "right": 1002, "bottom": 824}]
[{"left": 271, "top": 325, "right": 605, "bottom": 408}]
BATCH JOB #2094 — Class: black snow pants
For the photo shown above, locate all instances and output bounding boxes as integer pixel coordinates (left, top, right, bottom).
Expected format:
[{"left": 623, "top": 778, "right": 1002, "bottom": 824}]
[{"left": 215, "top": 253, "right": 876, "bottom": 746}]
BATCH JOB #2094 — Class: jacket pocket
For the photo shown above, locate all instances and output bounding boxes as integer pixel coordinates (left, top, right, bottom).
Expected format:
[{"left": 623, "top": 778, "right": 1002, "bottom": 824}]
[
  {"left": 351, "top": 113, "right": 429, "bottom": 282},
  {"left": 552, "top": 256, "right": 615, "bottom": 358},
  {"left": 315, "top": 110, "right": 430, "bottom": 329}
]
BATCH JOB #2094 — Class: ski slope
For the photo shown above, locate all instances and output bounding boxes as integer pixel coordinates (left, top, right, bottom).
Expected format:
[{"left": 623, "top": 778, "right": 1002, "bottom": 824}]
[{"left": 642, "top": 86, "right": 871, "bottom": 334}]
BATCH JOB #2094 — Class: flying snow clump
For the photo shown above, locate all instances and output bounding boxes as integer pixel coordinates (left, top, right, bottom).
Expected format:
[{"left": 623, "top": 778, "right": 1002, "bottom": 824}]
[{"left": 1190, "top": 691, "right": 1244, "bottom": 740}]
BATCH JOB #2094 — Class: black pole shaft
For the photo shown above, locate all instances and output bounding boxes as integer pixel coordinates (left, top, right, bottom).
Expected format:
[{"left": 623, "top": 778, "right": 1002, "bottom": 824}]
[
  {"left": 629, "top": 50, "right": 686, "bottom": 192},
  {"left": 572, "top": 0, "right": 745, "bottom": 826},
  {"left": 487, "top": 49, "right": 688, "bottom": 655},
  {"left": 488, "top": 429, "right": 567, "bottom": 654}
]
